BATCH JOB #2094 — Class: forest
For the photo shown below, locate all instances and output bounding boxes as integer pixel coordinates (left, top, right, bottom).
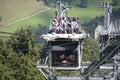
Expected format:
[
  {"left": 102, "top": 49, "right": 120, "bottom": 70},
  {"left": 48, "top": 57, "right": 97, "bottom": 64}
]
[
  {"left": 0, "top": 25, "right": 99, "bottom": 80},
  {"left": 0, "top": 28, "right": 46, "bottom": 80}
]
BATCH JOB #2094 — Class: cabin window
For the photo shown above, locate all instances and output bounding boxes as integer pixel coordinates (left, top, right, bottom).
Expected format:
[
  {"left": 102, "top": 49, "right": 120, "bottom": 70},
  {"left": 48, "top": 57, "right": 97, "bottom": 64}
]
[{"left": 50, "top": 40, "right": 79, "bottom": 67}]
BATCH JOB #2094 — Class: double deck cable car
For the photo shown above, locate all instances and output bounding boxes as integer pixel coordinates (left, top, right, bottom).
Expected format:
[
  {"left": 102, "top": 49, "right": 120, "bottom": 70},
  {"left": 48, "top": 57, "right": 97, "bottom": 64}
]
[
  {"left": 37, "top": 1, "right": 88, "bottom": 70},
  {"left": 41, "top": 33, "right": 87, "bottom": 70}
]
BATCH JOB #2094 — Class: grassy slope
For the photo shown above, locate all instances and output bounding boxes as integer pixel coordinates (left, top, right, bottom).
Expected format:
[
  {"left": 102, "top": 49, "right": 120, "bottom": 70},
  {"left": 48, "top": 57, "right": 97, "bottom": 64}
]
[
  {"left": 2, "top": 0, "right": 103, "bottom": 27},
  {"left": 0, "top": 8, "right": 54, "bottom": 32},
  {"left": 0, "top": 0, "right": 46, "bottom": 25},
  {"left": 6, "top": 0, "right": 112, "bottom": 26},
  {"left": 68, "top": 0, "right": 113, "bottom": 23}
]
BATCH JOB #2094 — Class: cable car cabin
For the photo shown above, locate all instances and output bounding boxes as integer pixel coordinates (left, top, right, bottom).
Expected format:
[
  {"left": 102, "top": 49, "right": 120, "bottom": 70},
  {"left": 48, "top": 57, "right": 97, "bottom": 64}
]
[
  {"left": 41, "top": 33, "right": 88, "bottom": 70},
  {"left": 50, "top": 38, "right": 80, "bottom": 69},
  {"left": 39, "top": 1, "right": 88, "bottom": 70}
]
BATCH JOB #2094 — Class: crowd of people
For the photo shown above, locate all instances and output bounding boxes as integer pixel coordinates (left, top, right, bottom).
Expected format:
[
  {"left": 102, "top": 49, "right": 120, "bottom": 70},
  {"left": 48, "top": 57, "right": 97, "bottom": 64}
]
[
  {"left": 60, "top": 54, "right": 76, "bottom": 64},
  {"left": 48, "top": 17, "right": 81, "bottom": 34},
  {"left": 53, "top": 53, "right": 76, "bottom": 66}
]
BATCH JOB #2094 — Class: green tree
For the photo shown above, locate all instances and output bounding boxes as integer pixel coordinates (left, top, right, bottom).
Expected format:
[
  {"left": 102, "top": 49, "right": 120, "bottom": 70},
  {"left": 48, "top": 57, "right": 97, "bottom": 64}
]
[
  {"left": 40, "top": 0, "right": 73, "bottom": 6},
  {"left": 0, "top": 39, "right": 4, "bottom": 54},
  {"left": 112, "top": 0, "right": 120, "bottom": 6},
  {"left": 82, "top": 37, "right": 99, "bottom": 62},
  {"left": 0, "top": 64, "right": 16, "bottom": 80},
  {"left": 0, "top": 26, "right": 46, "bottom": 80},
  {"left": 80, "top": 0, "right": 88, "bottom": 8},
  {"left": 0, "top": 39, "right": 16, "bottom": 80},
  {"left": 8, "top": 27, "right": 34, "bottom": 55}
]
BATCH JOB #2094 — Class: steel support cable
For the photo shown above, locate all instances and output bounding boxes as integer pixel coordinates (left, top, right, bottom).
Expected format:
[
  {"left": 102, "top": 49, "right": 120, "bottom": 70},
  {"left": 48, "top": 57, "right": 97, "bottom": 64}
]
[
  {"left": 39, "top": 68, "right": 48, "bottom": 80},
  {"left": 82, "top": 38, "right": 115, "bottom": 75},
  {"left": 41, "top": 41, "right": 78, "bottom": 49},
  {"left": 6, "top": 41, "right": 77, "bottom": 52},
  {"left": 0, "top": 31, "right": 42, "bottom": 38},
  {"left": 0, "top": 31, "right": 14, "bottom": 34},
  {"left": 0, "top": 31, "right": 86, "bottom": 38},
  {"left": 0, "top": 32, "right": 78, "bottom": 52},
  {"left": 0, "top": 36, "right": 11, "bottom": 38},
  {"left": 39, "top": 68, "right": 54, "bottom": 80},
  {"left": 46, "top": 69, "right": 53, "bottom": 75},
  {"left": 0, "top": 35, "right": 41, "bottom": 38},
  {"left": 81, "top": 43, "right": 120, "bottom": 80}
]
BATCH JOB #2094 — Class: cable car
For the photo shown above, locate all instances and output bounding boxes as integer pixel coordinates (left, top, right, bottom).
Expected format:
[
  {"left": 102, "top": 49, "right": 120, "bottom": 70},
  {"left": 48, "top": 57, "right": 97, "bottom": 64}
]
[{"left": 38, "top": 1, "right": 88, "bottom": 70}]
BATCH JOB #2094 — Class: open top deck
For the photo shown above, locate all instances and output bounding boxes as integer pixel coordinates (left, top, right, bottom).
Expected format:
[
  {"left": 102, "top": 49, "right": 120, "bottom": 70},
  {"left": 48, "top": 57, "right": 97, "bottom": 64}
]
[{"left": 41, "top": 31, "right": 88, "bottom": 41}]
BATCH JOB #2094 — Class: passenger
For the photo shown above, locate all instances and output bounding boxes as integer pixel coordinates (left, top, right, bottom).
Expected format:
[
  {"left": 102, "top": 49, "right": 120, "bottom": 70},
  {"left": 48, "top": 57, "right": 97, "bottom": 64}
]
[
  {"left": 66, "top": 24, "right": 72, "bottom": 34},
  {"left": 66, "top": 54, "right": 76, "bottom": 62},
  {"left": 61, "top": 60, "right": 68, "bottom": 64},
  {"left": 49, "top": 18, "right": 61, "bottom": 33},
  {"left": 76, "top": 18, "right": 80, "bottom": 25},
  {"left": 60, "top": 18, "right": 66, "bottom": 33},
  {"left": 60, "top": 18, "right": 65, "bottom": 28},
  {"left": 76, "top": 18, "right": 81, "bottom": 33},
  {"left": 50, "top": 19, "right": 58, "bottom": 33},
  {"left": 53, "top": 18, "right": 58, "bottom": 27},
  {"left": 56, "top": 18, "right": 61, "bottom": 26},
  {"left": 59, "top": 54, "right": 65, "bottom": 63},
  {"left": 71, "top": 17, "right": 78, "bottom": 33},
  {"left": 55, "top": 25, "right": 63, "bottom": 33},
  {"left": 65, "top": 17, "right": 71, "bottom": 26},
  {"left": 60, "top": 54, "right": 65, "bottom": 60}
]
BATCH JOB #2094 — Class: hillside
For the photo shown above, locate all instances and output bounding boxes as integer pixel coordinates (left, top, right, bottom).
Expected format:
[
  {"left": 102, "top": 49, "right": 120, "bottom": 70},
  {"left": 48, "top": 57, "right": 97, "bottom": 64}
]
[
  {"left": 0, "top": 0, "right": 105, "bottom": 28},
  {"left": 0, "top": 0, "right": 46, "bottom": 25},
  {"left": 0, "top": 0, "right": 117, "bottom": 39}
]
